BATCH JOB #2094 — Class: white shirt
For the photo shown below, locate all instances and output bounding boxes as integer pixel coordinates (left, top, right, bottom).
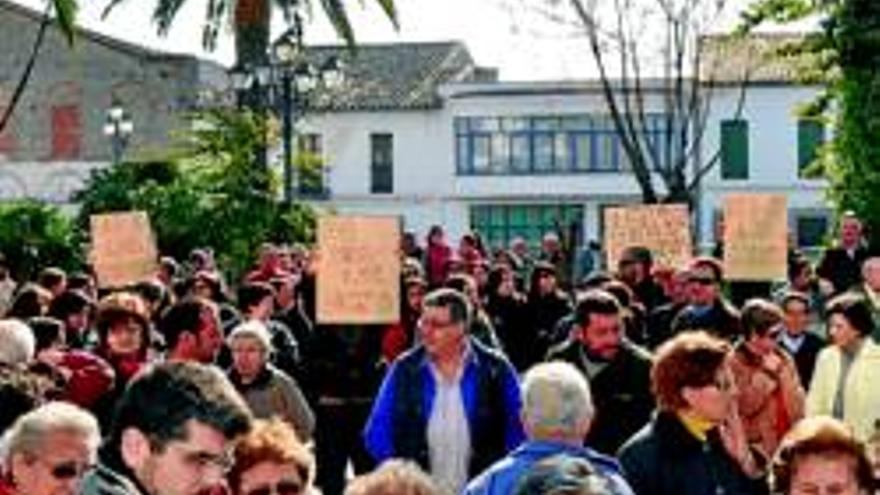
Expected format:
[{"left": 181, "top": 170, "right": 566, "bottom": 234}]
[{"left": 426, "top": 361, "right": 471, "bottom": 495}]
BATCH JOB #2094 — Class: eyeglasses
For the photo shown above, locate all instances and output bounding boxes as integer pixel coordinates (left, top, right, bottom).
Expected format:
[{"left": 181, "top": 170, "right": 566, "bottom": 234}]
[
  {"left": 243, "top": 481, "right": 304, "bottom": 495},
  {"left": 177, "top": 447, "right": 235, "bottom": 474},
  {"left": 689, "top": 276, "right": 717, "bottom": 285},
  {"left": 49, "top": 461, "right": 92, "bottom": 480}
]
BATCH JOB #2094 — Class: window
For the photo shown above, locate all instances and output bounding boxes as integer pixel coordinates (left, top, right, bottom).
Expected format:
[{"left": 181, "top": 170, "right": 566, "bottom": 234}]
[
  {"left": 796, "top": 214, "right": 829, "bottom": 248},
  {"left": 454, "top": 114, "right": 675, "bottom": 175},
  {"left": 370, "top": 133, "right": 393, "bottom": 193},
  {"left": 297, "top": 134, "right": 325, "bottom": 196},
  {"left": 720, "top": 119, "right": 749, "bottom": 179},
  {"left": 51, "top": 104, "right": 82, "bottom": 159},
  {"left": 798, "top": 119, "right": 825, "bottom": 177},
  {"left": 469, "top": 204, "right": 584, "bottom": 253}
]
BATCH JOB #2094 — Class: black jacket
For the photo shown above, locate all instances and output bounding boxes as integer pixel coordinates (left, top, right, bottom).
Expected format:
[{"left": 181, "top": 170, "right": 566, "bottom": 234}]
[
  {"left": 671, "top": 300, "right": 741, "bottom": 342},
  {"left": 779, "top": 331, "right": 826, "bottom": 389},
  {"left": 618, "top": 411, "right": 767, "bottom": 495},
  {"left": 817, "top": 246, "right": 870, "bottom": 295},
  {"left": 547, "top": 339, "right": 654, "bottom": 455}
]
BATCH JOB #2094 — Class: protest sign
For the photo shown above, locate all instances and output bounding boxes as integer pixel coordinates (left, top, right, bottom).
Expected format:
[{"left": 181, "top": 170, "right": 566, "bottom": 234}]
[
  {"left": 316, "top": 215, "right": 401, "bottom": 324},
  {"left": 604, "top": 204, "right": 692, "bottom": 269},
  {"left": 723, "top": 194, "right": 788, "bottom": 281},
  {"left": 90, "top": 211, "right": 158, "bottom": 288}
]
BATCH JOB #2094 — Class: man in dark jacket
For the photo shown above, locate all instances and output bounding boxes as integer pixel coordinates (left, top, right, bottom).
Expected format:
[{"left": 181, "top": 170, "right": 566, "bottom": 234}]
[
  {"left": 617, "top": 246, "right": 668, "bottom": 313},
  {"left": 777, "top": 291, "right": 826, "bottom": 388},
  {"left": 671, "top": 257, "right": 741, "bottom": 342},
  {"left": 547, "top": 289, "right": 653, "bottom": 456},
  {"left": 817, "top": 212, "right": 870, "bottom": 295},
  {"left": 80, "top": 362, "right": 252, "bottom": 495},
  {"left": 363, "top": 288, "right": 524, "bottom": 495}
]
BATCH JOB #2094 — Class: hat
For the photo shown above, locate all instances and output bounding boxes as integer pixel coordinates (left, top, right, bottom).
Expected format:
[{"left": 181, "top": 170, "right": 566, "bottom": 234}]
[
  {"left": 227, "top": 320, "right": 272, "bottom": 352},
  {"left": 619, "top": 246, "right": 653, "bottom": 266}
]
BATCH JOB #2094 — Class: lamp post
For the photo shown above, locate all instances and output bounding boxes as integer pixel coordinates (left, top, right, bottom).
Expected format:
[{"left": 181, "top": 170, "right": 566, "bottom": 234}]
[
  {"left": 230, "top": 36, "right": 342, "bottom": 204},
  {"left": 273, "top": 38, "right": 342, "bottom": 204},
  {"left": 103, "top": 103, "right": 134, "bottom": 165}
]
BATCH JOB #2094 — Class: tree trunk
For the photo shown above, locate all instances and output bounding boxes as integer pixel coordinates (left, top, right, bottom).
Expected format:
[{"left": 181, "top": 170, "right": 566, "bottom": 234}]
[{"left": 0, "top": 5, "right": 51, "bottom": 134}]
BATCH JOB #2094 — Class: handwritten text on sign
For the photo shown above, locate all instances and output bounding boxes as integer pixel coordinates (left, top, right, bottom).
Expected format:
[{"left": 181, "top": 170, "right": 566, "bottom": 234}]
[
  {"left": 90, "top": 211, "right": 158, "bottom": 288},
  {"left": 723, "top": 194, "right": 788, "bottom": 281},
  {"left": 316, "top": 216, "right": 400, "bottom": 324},
  {"left": 604, "top": 204, "right": 693, "bottom": 270}
]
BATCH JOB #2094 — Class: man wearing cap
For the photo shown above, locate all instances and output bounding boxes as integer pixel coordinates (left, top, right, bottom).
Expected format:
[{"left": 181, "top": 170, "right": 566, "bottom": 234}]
[
  {"left": 363, "top": 288, "right": 524, "bottom": 495},
  {"left": 463, "top": 362, "right": 633, "bottom": 495},
  {"left": 616, "top": 246, "right": 668, "bottom": 313},
  {"left": 227, "top": 320, "right": 314, "bottom": 443},
  {"left": 670, "top": 257, "right": 741, "bottom": 342}
]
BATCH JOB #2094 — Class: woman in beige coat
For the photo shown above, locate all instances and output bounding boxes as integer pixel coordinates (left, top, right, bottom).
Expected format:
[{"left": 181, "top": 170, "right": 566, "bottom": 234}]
[
  {"left": 730, "top": 299, "right": 805, "bottom": 463},
  {"left": 806, "top": 293, "right": 880, "bottom": 442}
]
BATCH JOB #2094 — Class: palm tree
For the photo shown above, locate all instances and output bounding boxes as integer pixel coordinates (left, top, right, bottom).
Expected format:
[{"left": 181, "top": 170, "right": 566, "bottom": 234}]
[
  {"left": 102, "top": 0, "right": 399, "bottom": 68},
  {"left": 0, "top": 0, "right": 78, "bottom": 134}
]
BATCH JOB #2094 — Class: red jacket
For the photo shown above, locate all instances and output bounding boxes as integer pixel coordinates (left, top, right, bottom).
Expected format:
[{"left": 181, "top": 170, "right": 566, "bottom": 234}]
[
  {"left": 59, "top": 351, "right": 116, "bottom": 408},
  {"left": 0, "top": 478, "right": 15, "bottom": 495}
]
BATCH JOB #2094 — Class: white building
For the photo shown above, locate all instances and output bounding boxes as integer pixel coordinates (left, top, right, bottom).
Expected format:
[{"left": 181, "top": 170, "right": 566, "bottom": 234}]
[{"left": 299, "top": 37, "right": 831, "bottom": 257}]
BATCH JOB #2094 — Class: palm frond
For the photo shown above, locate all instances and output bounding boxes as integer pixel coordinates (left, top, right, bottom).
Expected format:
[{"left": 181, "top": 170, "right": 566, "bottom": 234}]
[{"left": 52, "top": 0, "right": 78, "bottom": 45}]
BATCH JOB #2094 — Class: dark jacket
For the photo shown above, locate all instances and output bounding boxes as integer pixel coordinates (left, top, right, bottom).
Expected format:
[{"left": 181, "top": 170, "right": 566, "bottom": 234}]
[
  {"left": 817, "top": 246, "right": 870, "bottom": 295},
  {"left": 547, "top": 339, "right": 654, "bottom": 455},
  {"left": 486, "top": 294, "right": 533, "bottom": 371},
  {"left": 645, "top": 302, "right": 686, "bottom": 350},
  {"left": 778, "top": 331, "right": 826, "bottom": 389},
  {"left": 618, "top": 411, "right": 767, "bottom": 495},
  {"left": 525, "top": 292, "right": 572, "bottom": 368},
  {"left": 671, "top": 299, "right": 741, "bottom": 342},
  {"left": 363, "top": 338, "right": 524, "bottom": 477},
  {"left": 631, "top": 279, "right": 668, "bottom": 313}
]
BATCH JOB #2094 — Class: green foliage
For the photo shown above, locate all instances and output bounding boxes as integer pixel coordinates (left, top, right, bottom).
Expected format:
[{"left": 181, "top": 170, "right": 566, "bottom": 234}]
[
  {"left": 742, "top": 0, "right": 880, "bottom": 245},
  {"left": 0, "top": 200, "right": 83, "bottom": 281},
  {"left": 75, "top": 110, "right": 316, "bottom": 280}
]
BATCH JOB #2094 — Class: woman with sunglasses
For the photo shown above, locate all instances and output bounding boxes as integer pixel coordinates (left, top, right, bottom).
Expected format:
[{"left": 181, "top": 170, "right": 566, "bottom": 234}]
[
  {"left": 730, "top": 299, "right": 805, "bottom": 465},
  {"left": 0, "top": 401, "right": 100, "bottom": 495},
  {"left": 228, "top": 418, "right": 316, "bottom": 495},
  {"left": 618, "top": 331, "right": 767, "bottom": 495}
]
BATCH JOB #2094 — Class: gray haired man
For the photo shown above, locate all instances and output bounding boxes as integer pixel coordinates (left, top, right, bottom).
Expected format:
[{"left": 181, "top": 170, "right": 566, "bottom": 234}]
[
  {"left": 1, "top": 401, "right": 101, "bottom": 495},
  {"left": 463, "top": 362, "right": 633, "bottom": 495}
]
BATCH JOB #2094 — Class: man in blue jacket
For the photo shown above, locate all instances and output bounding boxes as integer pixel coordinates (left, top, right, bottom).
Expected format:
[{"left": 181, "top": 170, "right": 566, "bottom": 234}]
[
  {"left": 463, "top": 361, "right": 633, "bottom": 495},
  {"left": 363, "top": 288, "right": 524, "bottom": 494}
]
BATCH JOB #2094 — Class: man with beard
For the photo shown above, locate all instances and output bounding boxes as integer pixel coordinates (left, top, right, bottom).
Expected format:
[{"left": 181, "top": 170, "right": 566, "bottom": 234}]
[{"left": 547, "top": 290, "right": 653, "bottom": 455}]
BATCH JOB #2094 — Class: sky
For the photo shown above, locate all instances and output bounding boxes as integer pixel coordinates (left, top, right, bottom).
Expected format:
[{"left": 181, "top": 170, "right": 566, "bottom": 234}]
[{"left": 11, "top": 0, "right": 814, "bottom": 81}]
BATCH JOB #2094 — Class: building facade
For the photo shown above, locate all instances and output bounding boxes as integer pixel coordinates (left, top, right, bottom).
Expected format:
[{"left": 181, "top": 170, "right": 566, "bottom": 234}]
[
  {"left": 298, "top": 39, "right": 830, "bottom": 260},
  {"left": 0, "top": 0, "right": 228, "bottom": 202}
]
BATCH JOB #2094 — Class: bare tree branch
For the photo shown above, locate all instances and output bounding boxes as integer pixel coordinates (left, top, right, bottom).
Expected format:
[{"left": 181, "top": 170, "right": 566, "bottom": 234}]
[{"left": 0, "top": 2, "right": 52, "bottom": 134}]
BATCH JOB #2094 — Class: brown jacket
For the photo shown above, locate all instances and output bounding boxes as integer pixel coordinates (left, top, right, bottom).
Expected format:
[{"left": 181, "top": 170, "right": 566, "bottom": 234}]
[{"left": 730, "top": 343, "right": 805, "bottom": 462}]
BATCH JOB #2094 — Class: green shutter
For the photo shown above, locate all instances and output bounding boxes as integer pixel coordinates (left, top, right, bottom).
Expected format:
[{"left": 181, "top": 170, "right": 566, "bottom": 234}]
[
  {"left": 721, "top": 120, "right": 749, "bottom": 179},
  {"left": 798, "top": 120, "right": 825, "bottom": 176}
]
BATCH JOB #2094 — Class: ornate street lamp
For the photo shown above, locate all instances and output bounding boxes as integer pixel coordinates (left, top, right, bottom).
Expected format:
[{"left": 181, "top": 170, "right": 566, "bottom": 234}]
[{"left": 103, "top": 102, "right": 134, "bottom": 165}]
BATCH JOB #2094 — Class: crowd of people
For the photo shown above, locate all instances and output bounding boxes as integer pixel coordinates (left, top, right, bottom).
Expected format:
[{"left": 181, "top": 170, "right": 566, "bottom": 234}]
[{"left": 0, "top": 212, "right": 879, "bottom": 495}]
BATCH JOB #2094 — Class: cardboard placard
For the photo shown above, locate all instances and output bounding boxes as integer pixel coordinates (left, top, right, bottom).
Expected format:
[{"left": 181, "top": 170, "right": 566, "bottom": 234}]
[
  {"left": 90, "top": 211, "right": 158, "bottom": 288},
  {"left": 316, "top": 215, "right": 401, "bottom": 324},
  {"left": 604, "top": 204, "right": 693, "bottom": 270},
  {"left": 723, "top": 194, "right": 788, "bottom": 281}
]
